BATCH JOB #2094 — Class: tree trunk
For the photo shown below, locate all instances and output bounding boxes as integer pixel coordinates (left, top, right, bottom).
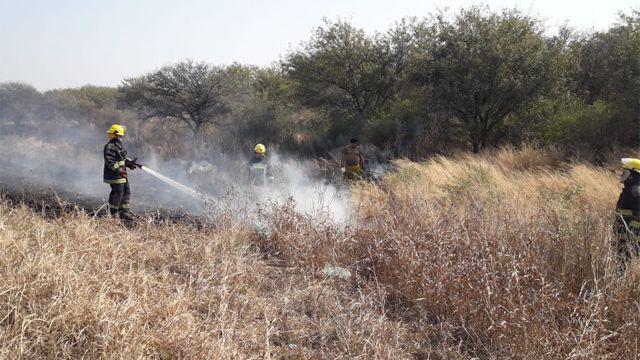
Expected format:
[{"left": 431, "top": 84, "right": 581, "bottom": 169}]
[
  {"left": 469, "top": 116, "right": 482, "bottom": 154},
  {"left": 192, "top": 121, "right": 201, "bottom": 138}
]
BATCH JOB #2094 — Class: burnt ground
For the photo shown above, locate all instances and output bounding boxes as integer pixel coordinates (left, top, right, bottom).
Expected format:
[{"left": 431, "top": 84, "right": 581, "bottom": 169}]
[{"left": 0, "top": 171, "right": 213, "bottom": 227}]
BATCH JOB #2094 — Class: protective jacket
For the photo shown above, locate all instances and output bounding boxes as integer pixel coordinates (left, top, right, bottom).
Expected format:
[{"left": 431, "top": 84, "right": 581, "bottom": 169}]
[
  {"left": 248, "top": 154, "right": 272, "bottom": 186},
  {"left": 342, "top": 145, "right": 362, "bottom": 167},
  {"left": 616, "top": 173, "right": 640, "bottom": 233},
  {"left": 103, "top": 138, "right": 128, "bottom": 184},
  {"left": 342, "top": 144, "right": 364, "bottom": 180},
  {"left": 616, "top": 171, "right": 640, "bottom": 266}
]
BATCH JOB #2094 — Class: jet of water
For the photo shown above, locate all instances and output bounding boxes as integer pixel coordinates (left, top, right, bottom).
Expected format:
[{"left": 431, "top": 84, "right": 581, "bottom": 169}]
[{"left": 140, "top": 166, "right": 210, "bottom": 201}]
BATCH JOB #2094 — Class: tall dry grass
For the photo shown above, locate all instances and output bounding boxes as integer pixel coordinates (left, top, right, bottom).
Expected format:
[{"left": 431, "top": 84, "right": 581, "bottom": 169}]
[
  {"left": 262, "top": 148, "right": 640, "bottom": 358},
  {"left": 0, "top": 204, "right": 415, "bottom": 358},
  {"left": 2, "top": 147, "right": 640, "bottom": 358}
]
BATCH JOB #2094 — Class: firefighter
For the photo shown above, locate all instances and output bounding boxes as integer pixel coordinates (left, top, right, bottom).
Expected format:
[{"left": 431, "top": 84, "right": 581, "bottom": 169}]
[
  {"left": 615, "top": 158, "right": 640, "bottom": 270},
  {"left": 340, "top": 138, "right": 365, "bottom": 181},
  {"left": 103, "top": 124, "right": 139, "bottom": 219},
  {"left": 248, "top": 143, "right": 272, "bottom": 187}
]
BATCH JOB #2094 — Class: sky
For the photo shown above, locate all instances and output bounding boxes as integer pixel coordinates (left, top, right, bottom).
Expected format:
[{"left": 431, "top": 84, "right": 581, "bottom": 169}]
[{"left": 0, "top": 0, "right": 637, "bottom": 90}]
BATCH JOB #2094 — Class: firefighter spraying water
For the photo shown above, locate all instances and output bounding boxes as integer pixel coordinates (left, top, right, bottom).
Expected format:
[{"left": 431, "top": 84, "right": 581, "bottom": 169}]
[
  {"left": 103, "top": 123, "right": 213, "bottom": 221},
  {"left": 103, "top": 124, "right": 136, "bottom": 219},
  {"left": 100, "top": 124, "right": 357, "bottom": 225}
]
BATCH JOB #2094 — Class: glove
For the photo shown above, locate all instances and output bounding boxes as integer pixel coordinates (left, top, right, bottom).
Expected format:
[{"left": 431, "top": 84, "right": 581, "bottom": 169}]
[
  {"left": 118, "top": 167, "right": 127, "bottom": 178},
  {"left": 125, "top": 157, "right": 138, "bottom": 170}
]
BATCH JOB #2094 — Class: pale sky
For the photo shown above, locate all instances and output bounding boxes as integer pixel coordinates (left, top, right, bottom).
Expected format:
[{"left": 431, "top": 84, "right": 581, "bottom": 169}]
[{"left": 0, "top": 0, "right": 636, "bottom": 90}]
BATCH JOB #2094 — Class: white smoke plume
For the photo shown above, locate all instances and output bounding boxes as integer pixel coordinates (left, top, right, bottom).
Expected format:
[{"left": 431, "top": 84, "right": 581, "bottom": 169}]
[{"left": 0, "top": 121, "right": 353, "bottom": 225}]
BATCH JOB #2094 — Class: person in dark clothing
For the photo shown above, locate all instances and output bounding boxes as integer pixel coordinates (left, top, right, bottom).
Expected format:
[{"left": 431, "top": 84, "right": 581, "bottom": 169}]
[
  {"left": 103, "top": 124, "right": 138, "bottom": 219},
  {"left": 248, "top": 143, "right": 273, "bottom": 187},
  {"left": 615, "top": 158, "right": 640, "bottom": 270}
]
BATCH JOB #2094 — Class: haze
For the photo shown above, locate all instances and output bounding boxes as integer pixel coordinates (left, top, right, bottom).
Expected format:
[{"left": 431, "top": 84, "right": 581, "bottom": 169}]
[{"left": 0, "top": 0, "right": 636, "bottom": 90}]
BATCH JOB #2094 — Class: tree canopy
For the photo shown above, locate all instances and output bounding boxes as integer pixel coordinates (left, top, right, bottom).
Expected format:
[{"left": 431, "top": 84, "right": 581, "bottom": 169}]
[
  {"left": 119, "top": 60, "right": 230, "bottom": 137},
  {"left": 412, "top": 7, "right": 560, "bottom": 152},
  {"left": 283, "top": 20, "right": 411, "bottom": 135}
]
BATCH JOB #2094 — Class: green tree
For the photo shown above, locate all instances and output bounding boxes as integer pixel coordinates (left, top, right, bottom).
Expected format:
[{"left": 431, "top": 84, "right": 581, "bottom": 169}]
[
  {"left": 283, "top": 20, "right": 411, "bottom": 138},
  {"left": 44, "top": 86, "right": 121, "bottom": 128},
  {"left": 0, "top": 82, "right": 44, "bottom": 125},
  {"left": 574, "top": 9, "right": 640, "bottom": 146},
  {"left": 119, "top": 60, "right": 230, "bottom": 137},
  {"left": 413, "top": 7, "right": 561, "bottom": 153},
  {"left": 216, "top": 66, "right": 297, "bottom": 151}
]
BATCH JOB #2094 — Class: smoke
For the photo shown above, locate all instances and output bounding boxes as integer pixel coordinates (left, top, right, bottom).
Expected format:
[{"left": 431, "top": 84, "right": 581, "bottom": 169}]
[
  {"left": 260, "top": 154, "right": 350, "bottom": 223},
  {"left": 0, "top": 121, "right": 353, "bottom": 225},
  {"left": 0, "top": 127, "right": 105, "bottom": 204}
]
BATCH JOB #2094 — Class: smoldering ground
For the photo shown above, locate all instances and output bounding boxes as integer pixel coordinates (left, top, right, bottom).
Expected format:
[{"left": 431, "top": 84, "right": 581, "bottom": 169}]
[{"left": 0, "top": 121, "right": 354, "bottom": 225}]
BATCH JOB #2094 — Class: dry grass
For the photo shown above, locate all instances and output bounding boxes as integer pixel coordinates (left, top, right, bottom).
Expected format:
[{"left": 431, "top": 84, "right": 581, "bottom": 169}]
[
  {"left": 2, "top": 147, "right": 640, "bottom": 358},
  {"left": 0, "top": 205, "right": 411, "bottom": 359}
]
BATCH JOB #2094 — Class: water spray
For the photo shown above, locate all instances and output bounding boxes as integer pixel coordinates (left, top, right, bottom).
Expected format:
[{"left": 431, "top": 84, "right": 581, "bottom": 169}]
[{"left": 139, "top": 166, "right": 210, "bottom": 201}]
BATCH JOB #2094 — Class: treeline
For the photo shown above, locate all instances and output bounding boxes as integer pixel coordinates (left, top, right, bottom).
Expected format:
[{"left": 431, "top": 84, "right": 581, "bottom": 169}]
[{"left": 1, "top": 6, "right": 638, "bottom": 159}]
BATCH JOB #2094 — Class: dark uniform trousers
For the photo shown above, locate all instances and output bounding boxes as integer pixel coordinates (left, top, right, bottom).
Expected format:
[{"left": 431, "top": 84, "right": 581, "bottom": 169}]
[{"left": 109, "top": 182, "right": 130, "bottom": 216}]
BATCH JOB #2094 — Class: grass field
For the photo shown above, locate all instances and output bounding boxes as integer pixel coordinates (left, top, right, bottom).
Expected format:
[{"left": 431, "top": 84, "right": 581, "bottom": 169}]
[{"left": 2, "top": 146, "right": 640, "bottom": 358}]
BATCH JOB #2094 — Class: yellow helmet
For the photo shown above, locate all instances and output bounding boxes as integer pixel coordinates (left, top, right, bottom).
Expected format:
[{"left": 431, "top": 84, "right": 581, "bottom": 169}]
[
  {"left": 254, "top": 143, "right": 266, "bottom": 154},
  {"left": 107, "top": 124, "right": 127, "bottom": 138},
  {"left": 622, "top": 158, "right": 640, "bottom": 171}
]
